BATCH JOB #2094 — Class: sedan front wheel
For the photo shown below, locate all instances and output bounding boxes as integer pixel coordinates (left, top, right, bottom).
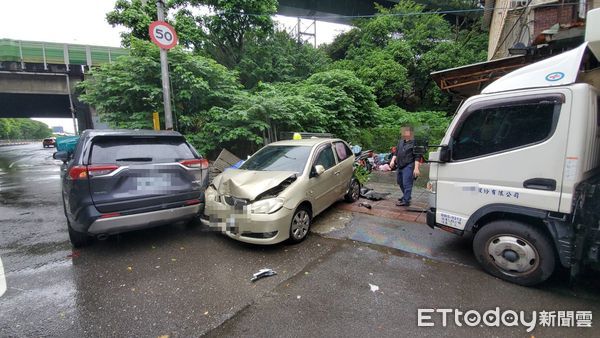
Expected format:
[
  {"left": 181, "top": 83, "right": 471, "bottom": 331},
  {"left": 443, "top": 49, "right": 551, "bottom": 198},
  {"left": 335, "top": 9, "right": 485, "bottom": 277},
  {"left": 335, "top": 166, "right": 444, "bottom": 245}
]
[{"left": 289, "top": 206, "right": 311, "bottom": 244}]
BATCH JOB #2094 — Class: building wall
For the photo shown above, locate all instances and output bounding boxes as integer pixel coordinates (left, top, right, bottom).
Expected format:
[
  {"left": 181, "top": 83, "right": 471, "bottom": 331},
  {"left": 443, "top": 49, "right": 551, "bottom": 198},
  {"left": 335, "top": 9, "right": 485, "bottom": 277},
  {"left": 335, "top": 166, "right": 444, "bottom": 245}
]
[
  {"left": 533, "top": 4, "right": 576, "bottom": 37},
  {"left": 487, "top": 0, "right": 598, "bottom": 60}
]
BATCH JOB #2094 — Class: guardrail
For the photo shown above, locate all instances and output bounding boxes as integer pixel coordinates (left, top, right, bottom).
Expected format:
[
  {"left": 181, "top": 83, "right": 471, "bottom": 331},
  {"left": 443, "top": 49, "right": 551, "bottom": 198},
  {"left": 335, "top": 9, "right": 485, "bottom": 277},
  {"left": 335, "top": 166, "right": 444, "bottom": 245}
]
[
  {"left": 0, "top": 139, "right": 39, "bottom": 146},
  {"left": 0, "top": 38, "right": 128, "bottom": 71}
]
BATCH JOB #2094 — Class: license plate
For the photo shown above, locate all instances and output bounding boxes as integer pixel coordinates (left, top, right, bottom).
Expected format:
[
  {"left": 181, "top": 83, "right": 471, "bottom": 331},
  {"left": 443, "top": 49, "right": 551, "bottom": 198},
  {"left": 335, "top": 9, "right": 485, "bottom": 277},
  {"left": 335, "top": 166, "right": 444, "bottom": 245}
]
[{"left": 136, "top": 174, "right": 172, "bottom": 191}]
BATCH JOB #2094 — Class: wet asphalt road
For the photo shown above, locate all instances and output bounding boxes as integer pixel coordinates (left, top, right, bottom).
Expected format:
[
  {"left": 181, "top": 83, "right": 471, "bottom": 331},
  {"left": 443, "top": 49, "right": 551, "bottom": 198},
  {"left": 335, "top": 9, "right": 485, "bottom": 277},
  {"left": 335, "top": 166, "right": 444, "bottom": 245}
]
[{"left": 0, "top": 143, "right": 599, "bottom": 337}]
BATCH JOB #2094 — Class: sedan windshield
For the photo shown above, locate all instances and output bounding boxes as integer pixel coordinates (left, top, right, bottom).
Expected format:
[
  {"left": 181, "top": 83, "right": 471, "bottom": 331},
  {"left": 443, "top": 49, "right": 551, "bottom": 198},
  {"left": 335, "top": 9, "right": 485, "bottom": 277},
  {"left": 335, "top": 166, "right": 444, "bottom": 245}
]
[{"left": 240, "top": 145, "right": 311, "bottom": 174}]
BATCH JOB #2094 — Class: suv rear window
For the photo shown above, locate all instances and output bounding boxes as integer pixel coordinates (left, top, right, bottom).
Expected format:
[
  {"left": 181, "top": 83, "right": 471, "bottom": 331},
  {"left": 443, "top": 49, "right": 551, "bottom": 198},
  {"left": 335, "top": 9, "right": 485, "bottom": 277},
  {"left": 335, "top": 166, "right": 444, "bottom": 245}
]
[{"left": 90, "top": 137, "right": 195, "bottom": 164}]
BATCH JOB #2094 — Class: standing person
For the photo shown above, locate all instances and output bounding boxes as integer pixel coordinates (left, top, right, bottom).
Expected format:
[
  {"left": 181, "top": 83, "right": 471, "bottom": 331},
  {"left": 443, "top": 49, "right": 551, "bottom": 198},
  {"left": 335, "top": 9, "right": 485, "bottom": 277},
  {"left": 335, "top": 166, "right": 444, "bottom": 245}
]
[{"left": 390, "top": 126, "right": 421, "bottom": 207}]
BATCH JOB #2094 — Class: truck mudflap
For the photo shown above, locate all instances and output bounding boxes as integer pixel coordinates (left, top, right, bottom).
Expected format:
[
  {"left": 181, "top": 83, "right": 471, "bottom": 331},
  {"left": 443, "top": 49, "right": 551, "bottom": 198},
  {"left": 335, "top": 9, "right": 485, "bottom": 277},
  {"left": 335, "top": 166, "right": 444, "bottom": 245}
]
[{"left": 571, "top": 175, "right": 600, "bottom": 279}]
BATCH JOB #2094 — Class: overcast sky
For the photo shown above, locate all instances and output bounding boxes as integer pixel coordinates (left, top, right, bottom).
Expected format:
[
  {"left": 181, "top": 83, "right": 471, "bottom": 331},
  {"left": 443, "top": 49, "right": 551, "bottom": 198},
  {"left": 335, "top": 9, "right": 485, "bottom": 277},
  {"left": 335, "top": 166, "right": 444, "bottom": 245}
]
[{"left": 2, "top": 0, "right": 350, "bottom": 132}]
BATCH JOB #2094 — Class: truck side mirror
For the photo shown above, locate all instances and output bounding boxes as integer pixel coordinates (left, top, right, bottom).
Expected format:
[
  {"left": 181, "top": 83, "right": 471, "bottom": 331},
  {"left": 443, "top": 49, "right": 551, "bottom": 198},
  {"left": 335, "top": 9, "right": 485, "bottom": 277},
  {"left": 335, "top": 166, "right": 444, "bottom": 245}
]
[
  {"left": 413, "top": 146, "right": 427, "bottom": 156},
  {"left": 439, "top": 145, "right": 451, "bottom": 163},
  {"left": 53, "top": 151, "right": 69, "bottom": 163},
  {"left": 414, "top": 139, "right": 429, "bottom": 157}
]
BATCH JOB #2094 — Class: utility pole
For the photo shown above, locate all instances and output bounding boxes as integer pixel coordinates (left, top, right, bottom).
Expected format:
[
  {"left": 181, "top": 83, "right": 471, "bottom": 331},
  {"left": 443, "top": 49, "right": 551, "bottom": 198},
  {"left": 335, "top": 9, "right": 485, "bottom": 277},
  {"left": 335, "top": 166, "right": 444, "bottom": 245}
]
[{"left": 156, "top": 0, "right": 174, "bottom": 130}]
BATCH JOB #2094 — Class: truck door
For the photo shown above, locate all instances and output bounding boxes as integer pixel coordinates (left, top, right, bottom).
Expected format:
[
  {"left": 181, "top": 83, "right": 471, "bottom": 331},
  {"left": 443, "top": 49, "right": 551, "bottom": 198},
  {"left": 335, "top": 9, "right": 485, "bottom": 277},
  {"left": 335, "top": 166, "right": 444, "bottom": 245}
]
[{"left": 435, "top": 92, "right": 571, "bottom": 231}]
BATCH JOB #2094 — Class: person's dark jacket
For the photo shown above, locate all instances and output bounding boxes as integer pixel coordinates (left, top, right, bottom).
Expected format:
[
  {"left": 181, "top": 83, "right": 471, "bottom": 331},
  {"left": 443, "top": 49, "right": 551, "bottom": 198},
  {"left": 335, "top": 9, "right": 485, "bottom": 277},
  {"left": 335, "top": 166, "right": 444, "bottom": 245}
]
[{"left": 395, "top": 139, "right": 416, "bottom": 169}]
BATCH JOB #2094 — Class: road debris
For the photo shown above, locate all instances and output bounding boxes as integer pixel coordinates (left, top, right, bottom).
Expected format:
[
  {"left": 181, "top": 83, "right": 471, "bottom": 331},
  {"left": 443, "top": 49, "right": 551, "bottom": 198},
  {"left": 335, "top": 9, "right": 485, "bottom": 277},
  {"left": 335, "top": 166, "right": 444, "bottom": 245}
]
[
  {"left": 359, "top": 202, "right": 372, "bottom": 209},
  {"left": 369, "top": 283, "right": 379, "bottom": 292},
  {"left": 0, "top": 256, "right": 6, "bottom": 297},
  {"left": 250, "top": 268, "right": 277, "bottom": 282},
  {"left": 360, "top": 188, "right": 390, "bottom": 201}
]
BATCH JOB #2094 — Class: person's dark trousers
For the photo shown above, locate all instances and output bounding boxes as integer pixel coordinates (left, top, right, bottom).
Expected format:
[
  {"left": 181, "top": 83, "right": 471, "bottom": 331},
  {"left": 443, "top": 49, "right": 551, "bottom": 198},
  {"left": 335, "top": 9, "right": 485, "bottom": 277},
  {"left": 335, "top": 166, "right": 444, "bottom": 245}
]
[{"left": 396, "top": 163, "right": 414, "bottom": 204}]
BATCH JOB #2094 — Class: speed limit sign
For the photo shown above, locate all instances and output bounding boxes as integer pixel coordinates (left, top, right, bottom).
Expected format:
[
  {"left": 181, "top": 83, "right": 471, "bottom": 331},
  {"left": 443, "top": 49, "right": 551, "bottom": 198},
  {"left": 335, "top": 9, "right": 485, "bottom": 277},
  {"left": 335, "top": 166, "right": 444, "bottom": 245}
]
[{"left": 149, "top": 21, "right": 178, "bottom": 50}]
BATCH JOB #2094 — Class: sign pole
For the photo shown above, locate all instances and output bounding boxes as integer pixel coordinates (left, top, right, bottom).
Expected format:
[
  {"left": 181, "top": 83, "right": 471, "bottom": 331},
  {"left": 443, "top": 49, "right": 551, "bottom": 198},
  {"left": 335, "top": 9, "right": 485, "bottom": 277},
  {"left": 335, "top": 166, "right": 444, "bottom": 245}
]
[{"left": 156, "top": 0, "right": 173, "bottom": 130}]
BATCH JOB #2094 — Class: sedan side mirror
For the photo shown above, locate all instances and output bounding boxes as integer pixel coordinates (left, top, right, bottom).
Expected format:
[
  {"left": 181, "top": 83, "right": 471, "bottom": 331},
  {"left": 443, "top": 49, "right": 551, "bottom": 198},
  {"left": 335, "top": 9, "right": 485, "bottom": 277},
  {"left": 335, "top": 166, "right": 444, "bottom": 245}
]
[
  {"left": 53, "top": 151, "right": 69, "bottom": 163},
  {"left": 314, "top": 165, "right": 325, "bottom": 176},
  {"left": 439, "top": 145, "right": 451, "bottom": 163}
]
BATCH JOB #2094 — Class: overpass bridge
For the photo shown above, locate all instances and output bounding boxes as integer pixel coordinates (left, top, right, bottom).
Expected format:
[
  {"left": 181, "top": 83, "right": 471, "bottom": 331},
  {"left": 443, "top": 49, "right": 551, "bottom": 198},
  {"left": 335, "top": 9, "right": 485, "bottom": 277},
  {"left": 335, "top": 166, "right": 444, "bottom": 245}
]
[
  {"left": 278, "top": 0, "right": 400, "bottom": 23},
  {"left": 277, "top": 0, "right": 476, "bottom": 23},
  {"left": 0, "top": 39, "right": 127, "bottom": 131}
]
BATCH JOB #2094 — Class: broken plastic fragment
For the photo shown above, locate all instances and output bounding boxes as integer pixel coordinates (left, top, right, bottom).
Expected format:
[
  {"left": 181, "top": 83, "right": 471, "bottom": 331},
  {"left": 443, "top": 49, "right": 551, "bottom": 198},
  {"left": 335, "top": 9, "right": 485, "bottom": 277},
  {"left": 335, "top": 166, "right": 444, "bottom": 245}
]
[
  {"left": 251, "top": 268, "right": 277, "bottom": 282},
  {"left": 369, "top": 283, "right": 379, "bottom": 292},
  {"left": 359, "top": 202, "right": 372, "bottom": 209}
]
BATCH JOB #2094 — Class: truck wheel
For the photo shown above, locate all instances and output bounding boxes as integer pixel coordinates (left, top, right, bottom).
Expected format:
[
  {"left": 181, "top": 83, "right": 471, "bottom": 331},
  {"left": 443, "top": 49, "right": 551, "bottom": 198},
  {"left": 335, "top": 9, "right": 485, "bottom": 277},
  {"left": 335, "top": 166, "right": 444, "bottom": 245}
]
[
  {"left": 345, "top": 178, "right": 361, "bottom": 202},
  {"left": 473, "top": 220, "right": 555, "bottom": 286},
  {"left": 288, "top": 206, "right": 311, "bottom": 244}
]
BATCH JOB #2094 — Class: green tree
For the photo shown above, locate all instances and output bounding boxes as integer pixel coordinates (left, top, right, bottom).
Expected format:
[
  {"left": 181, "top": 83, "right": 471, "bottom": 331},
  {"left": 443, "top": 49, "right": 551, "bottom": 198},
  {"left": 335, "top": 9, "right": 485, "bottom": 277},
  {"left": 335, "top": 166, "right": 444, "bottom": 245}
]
[
  {"left": 107, "top": 0, "right": 278, "bottom": 68},
  {"left": 237, "top": 30, "right": 330, "bottom": 88},
  {"left": 194, "top": 69, "right": 378, "bottom": 155},
  {"left": 323, "top": 0, "right": 488, "bottom": 111},
  {"left": 106, "top": 0, "right": 160, "bottom": 47},
  {"left": 78, "top": 39, "right": 241, "bottom": 136},
  {"left": 349, "top": 107, "right": 452, "bottom": 153},
  {"left": 0, "top": 119, "right": 52, "bottom": 139},
  {"left": 174, "top": 0, "right": 278, "bottom": 68}
]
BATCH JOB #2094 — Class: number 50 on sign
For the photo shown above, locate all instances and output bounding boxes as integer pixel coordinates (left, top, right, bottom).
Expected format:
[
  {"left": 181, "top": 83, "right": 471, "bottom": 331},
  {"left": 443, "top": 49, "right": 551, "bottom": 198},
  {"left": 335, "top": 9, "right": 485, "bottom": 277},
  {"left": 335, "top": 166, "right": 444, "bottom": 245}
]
[{"left": 149, "top": 21, "right": 178, "bottom": 50}]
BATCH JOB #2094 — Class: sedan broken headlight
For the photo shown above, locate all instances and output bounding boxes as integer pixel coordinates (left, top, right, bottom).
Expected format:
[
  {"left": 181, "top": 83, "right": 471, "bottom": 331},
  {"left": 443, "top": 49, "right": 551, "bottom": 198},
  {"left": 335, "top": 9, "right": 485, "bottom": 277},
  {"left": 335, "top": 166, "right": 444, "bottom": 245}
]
[{"left": 250, "top": 197, "right": 284, "bottom": 214}]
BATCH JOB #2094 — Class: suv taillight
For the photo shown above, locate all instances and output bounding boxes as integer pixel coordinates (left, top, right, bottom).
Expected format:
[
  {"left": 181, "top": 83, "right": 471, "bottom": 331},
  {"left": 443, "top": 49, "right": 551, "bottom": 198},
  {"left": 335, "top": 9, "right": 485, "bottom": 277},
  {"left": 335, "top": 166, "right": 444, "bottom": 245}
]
[
  {"left": 180, "top": 159, "right": 208, "bottom": 169},
  {"left": 68, "top": 165, "right": 119, "bottom": 180},
  {"left": 68, "top": 166, "right": 88, "bottom": 180}
]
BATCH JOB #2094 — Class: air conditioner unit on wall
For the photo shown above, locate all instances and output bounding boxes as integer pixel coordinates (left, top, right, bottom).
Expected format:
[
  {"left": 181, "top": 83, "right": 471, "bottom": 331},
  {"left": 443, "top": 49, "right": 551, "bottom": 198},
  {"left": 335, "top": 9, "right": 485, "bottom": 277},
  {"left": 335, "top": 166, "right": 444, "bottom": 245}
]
[{"left": 511, "top": 0, "right": 529, "bottom": 8}]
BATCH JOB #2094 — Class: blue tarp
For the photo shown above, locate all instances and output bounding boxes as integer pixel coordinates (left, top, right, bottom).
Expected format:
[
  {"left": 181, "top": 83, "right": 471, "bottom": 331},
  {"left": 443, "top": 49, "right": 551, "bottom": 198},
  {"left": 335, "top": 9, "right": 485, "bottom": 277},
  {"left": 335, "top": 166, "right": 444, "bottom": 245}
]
[{"left": 56, "top": 136, "right": 79, "bottom": 153}]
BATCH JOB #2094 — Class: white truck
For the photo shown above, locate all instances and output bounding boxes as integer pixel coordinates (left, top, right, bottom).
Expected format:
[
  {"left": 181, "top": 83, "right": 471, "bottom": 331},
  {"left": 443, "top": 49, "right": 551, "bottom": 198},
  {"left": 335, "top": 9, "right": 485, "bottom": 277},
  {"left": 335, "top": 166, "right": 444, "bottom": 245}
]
[{"left": 425, "top": 9, "right": 600, "bottom": 286}]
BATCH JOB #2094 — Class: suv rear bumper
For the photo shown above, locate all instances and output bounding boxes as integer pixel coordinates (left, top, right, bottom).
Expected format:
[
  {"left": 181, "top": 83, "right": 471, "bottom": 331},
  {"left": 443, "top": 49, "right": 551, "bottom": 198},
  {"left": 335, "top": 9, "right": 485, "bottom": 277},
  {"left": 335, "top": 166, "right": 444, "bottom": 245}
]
[{"left": 87, "top": 204, "right": 202, "bottom": 235}]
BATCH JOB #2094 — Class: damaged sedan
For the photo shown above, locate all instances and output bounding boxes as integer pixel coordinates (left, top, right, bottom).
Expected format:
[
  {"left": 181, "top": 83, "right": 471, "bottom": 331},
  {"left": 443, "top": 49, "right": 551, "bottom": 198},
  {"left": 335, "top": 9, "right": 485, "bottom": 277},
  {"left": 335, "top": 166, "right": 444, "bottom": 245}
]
[{"left": 203, "top": 138, "right": 360, "bottom": 245}]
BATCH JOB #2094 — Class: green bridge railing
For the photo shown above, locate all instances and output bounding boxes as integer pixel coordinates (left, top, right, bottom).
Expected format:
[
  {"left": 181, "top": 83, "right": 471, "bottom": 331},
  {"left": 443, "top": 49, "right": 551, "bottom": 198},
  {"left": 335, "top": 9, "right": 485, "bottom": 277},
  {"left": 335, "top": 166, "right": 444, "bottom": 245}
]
[{"left": 0, "top": 38, "right": 128, "bottom": 70}]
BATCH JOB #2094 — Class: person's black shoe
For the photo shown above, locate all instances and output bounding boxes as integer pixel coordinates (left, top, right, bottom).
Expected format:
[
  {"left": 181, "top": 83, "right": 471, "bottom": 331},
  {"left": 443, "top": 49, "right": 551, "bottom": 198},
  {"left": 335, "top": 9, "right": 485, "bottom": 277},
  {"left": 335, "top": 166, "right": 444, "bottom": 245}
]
[{"left": 396, "top": 200, "right": 410, "bottom": 207}]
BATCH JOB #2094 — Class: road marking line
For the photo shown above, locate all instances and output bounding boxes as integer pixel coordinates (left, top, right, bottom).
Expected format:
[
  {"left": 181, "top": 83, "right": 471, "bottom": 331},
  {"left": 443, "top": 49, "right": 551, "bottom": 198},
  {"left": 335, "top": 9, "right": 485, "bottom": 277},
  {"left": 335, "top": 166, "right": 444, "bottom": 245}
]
[
  {"left": 8, "top": 158, "right": 24, "bottom": 168},
  {"left": 0, "top": 256, "right": 6, "bottom": 297}
]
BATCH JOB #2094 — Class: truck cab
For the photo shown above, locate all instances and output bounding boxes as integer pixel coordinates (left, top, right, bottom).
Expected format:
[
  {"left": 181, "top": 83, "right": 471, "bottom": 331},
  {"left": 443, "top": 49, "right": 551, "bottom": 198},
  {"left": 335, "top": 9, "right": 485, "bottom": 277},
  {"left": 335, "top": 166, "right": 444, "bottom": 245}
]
[{"left": 426, "top": 9, "right": 600, "bottom": 286}]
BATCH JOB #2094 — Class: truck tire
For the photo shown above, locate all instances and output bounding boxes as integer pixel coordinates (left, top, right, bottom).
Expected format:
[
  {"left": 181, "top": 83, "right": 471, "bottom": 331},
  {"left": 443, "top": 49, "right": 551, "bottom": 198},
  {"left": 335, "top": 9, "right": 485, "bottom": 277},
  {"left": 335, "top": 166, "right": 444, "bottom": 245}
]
[{"left": 473, "top": 220, "right": 555, "bottom": 286}]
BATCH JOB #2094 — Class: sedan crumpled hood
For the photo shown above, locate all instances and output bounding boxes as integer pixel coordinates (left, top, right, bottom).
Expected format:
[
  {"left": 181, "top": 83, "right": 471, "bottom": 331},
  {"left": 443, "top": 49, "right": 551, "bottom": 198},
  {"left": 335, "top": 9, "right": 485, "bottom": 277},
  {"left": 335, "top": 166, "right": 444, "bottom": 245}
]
[{"left": 212, "top": 169, "right": 297, "bottom": 201}]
